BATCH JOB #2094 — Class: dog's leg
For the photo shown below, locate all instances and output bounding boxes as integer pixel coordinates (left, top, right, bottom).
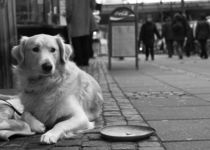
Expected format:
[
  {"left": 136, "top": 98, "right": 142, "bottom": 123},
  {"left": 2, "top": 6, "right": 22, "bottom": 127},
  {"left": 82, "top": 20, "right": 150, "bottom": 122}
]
[
  {"left": 40, "top": 96, "right": 94, "bottom": 144},
  {"left": 22, "top": 111, "right": 46, "bottom": 133},
  {"left": 40, "top": 111, "right": 93, "bottom": 144},
  {"left": 40, "top": 115, "right": 93, "bottom": 144}
]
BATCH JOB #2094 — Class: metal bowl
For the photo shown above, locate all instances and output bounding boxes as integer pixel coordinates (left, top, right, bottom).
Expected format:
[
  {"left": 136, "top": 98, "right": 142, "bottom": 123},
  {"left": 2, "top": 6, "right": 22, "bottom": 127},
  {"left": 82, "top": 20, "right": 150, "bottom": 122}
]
[{"left": 100, "top": 125, "right": 155, "bottom": 141}]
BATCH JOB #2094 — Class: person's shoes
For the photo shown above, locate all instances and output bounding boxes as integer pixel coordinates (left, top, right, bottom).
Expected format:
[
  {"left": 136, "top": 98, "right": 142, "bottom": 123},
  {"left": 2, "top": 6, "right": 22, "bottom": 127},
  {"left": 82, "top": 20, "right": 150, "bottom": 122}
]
[
  {"left": 179, "top": 55, "right": 183, "bottom": 59},
  {"left": 119, "top": 57, "right": 124, "bottom": 60}
]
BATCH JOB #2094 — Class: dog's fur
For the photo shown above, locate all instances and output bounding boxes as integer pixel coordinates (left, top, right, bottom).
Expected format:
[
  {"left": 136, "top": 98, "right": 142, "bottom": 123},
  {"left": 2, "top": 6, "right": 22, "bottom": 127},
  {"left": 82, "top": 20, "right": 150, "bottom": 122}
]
[{"left": 12, "top": 34, "right": 103, "bottom": 144}]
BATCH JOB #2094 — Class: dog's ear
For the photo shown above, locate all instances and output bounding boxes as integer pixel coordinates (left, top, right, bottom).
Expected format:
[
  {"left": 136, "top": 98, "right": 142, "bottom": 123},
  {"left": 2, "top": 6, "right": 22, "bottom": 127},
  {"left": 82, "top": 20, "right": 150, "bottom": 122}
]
[
  {"left": 65, "top": 44, "right": 73, "bottom": 60},
  {"left": 12, "top": 36, "right": 28, "bottom": 65},
  {"left": 56, "top": 35, "right": 72, "bottom": 63}
]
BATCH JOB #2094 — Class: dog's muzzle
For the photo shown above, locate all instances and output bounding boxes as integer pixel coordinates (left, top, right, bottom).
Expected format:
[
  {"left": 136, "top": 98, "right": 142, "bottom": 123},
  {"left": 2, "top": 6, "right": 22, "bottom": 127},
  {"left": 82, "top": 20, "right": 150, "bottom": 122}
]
[{"left": 42, "top": 62, "right": 53, "bottom": 74}]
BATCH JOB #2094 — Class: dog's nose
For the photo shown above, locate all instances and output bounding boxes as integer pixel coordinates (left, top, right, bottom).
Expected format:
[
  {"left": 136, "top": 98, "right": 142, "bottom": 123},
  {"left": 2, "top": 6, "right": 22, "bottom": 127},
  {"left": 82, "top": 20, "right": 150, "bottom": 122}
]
[{"left": 42, "top": 62, "right": 52, "bottom": 73}]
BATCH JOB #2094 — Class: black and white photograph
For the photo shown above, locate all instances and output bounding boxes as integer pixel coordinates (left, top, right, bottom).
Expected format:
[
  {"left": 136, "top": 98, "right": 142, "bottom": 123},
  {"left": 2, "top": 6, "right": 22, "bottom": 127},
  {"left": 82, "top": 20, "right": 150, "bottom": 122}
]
[{"left": 1, "top": 0, "right": 210, "bottom": 149}]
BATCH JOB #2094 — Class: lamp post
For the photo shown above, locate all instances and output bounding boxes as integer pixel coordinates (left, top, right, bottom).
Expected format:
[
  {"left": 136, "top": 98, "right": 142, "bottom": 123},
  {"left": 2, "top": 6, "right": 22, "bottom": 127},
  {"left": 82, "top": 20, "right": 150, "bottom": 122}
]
[
  {"left": 160, "top": 0, "right": 163, "bottom": 23},
  {"left": 181, "top": 0, "right": 185, "bottom": 14}
]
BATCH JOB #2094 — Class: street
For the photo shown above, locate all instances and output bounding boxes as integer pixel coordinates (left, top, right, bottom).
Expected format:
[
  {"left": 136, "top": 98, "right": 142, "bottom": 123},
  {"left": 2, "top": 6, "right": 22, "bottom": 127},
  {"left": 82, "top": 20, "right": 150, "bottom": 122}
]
[{"left": 110, "top": 54, "right": 210, "bottom": 150}]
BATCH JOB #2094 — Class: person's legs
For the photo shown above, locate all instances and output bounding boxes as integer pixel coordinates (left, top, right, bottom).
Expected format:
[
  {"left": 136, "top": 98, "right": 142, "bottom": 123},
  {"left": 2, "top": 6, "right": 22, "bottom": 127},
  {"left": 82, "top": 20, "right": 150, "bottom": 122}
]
[
  {"left": 176, "top": 40, "right": 184, "bottom": 59},
  {"left": 166, "top": 40, "right": 174, "bottom": 58},
  {"left": 150, "top": 44, "right": 154, "bottom": 60},
  {"left": 89, "top": 33, "right": 94, "bottom": 58},
  {"left": 145, "top": 44, "right": 149, "bottom": 61},
  {"left": 71, "top": 37, "right": 83, "bottom": 66},
  {"left": 80, "top": 35, "right": 91, "bottom": 66},
  {"left": 199, "top": 39, "right": 208, "bottom": 59}
]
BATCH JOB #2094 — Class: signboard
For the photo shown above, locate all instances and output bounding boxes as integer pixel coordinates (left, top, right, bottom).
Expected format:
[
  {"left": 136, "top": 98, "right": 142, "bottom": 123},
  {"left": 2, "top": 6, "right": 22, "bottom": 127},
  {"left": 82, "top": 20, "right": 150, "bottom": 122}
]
[
  {"left": 108, "top": 7, "right": 138, "bottom": 69},
  {"left": 112, "top": 22, "right": 135, "bottom": 57}
]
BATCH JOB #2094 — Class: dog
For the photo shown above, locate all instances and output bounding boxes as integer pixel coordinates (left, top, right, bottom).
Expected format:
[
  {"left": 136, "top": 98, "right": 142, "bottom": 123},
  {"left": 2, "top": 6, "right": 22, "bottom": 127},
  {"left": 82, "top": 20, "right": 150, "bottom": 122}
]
[{"left": 12, "top": 34, "right": 103, "bottom": 144}]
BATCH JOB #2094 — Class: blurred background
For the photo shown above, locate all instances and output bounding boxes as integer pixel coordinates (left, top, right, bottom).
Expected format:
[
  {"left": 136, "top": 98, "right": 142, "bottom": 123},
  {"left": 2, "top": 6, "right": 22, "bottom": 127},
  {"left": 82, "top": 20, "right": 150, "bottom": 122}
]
[{"left": 1, "top": 0, "right": 210, "bottom": 88}]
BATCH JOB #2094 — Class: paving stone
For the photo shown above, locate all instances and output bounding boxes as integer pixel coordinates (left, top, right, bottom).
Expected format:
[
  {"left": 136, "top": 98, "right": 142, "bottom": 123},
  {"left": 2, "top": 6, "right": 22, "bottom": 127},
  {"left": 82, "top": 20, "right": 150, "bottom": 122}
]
[
  {"left": 83, "top": 147, "right": 111, "bottom": 150},
  {"left": 125, "top": 115, "right": 144, "bottom": 121},
  {"left": 111, "top": 142, "right": 136, "bottom": 150},
  {"left": 137, "top": 106, "right": 210, "bottom": 121},
  {"left": 147, "top": 136, "right": 159, "bottom": 141},
  {"left": 103, "top": 106, "right": 120, "bottom": 111},
  {"left": 103, "top": 111, "right": 122, "bottom": 116},
  {"left": 130, "top": 96, "right": 210, "bottom": 107},
  {"left": 55, "top": 139, "right": 82, "bottom": 147},
  {"left": 0, "top": 141, "right": 8, "bottom": 146},
  {"left": 52, "top": 147, "right": 80, "bottom": 150},
  {"left": 138, "top": 147, "right": 165, "bottom": 150},
  {"left": 127, "top": 121, "right": 147, "bottom": 126},
  {"left": 149, "top": 119, "right": 210, "bottom": 141},
  {"left": 86, "top": 133, "right": 101, "bottom": 140},
  {"left": 23, "top": 142, "right": 53, "bottom": 150},
  {"left": 138, "top": 141, "right": 161, "bottom": 147},
  {"left": 3, "top": 140, "right": 25, "bottom": 147},
  {"left": 82, "top": 141, "right": 109, "bottom": 147},
  {"left": 106, "top": 121, "right": 127, "bottom": 126},
  {"left": 104, "top": 116, "right": 125, "bottom": 122},
  {"left": 122, "top": 110, "right": 139, "bottom": 115},
  {"left": 164, "top": 141, "right": 210, "bottom": 150}
]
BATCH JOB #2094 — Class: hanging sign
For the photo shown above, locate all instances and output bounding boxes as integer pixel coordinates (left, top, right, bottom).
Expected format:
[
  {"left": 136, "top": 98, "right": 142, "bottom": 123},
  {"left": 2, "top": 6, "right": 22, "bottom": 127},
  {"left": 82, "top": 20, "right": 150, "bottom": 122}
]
[{"left": 110, "top": 7, "right": 135, "bottom": 21}]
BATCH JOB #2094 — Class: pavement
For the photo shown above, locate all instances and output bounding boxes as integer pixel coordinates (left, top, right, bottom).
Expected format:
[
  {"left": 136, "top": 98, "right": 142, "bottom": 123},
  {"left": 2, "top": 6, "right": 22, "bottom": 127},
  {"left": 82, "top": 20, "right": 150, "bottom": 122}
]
[
  {"left": 110, "top": 54, "right": 210, "bottom": 150},
  {"left": 1, "top": 54, "right": 210, "bottom": 149}
]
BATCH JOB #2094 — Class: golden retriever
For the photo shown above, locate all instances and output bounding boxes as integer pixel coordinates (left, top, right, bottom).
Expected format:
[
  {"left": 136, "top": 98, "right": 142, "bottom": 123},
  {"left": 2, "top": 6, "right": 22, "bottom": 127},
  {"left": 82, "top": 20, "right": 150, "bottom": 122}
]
[{"left": 12, "top": 34, "right": 103, "bottom": 144}]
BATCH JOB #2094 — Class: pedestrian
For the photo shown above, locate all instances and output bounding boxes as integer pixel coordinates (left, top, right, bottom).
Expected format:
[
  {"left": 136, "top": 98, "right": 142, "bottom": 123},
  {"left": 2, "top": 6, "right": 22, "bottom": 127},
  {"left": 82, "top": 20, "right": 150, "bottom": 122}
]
[
  {"left": 139, "top": 15, "right": 161, "bottom": 61},
  {"left": 89, "top": 13, "right": 99, "bottom": 58},
  {"left": 195, "top": 14, "right": 210, "bottom": 59},
  {"left": 171, "top": 13, "right": 190, "bottom": 59},
  {"left": 162, "top": 16, "right": 174, "bottom": 58},
  {"left": 185, "top": 26, "right": 194, "bottom": 57},
  {"left": 66, "top": 0, "right": 95, "bottom": 66}
]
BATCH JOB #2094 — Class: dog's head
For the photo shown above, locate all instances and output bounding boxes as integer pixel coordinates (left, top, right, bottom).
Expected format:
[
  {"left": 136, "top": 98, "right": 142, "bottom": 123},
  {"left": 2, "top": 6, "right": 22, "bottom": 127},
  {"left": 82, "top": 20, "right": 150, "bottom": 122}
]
[{"left": 12, "top": 34, "right": 72, "bottom": 77}]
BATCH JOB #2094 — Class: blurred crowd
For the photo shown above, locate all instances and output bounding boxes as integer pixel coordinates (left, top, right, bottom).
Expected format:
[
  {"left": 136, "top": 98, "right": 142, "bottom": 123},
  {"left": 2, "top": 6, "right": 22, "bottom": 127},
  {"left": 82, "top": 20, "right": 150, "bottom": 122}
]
[
  {"left": 139, "top": 13, "right": 210, "bottom": 61},
  {"left": 65, "top": 0, "right": 210, "bottom": 65}
]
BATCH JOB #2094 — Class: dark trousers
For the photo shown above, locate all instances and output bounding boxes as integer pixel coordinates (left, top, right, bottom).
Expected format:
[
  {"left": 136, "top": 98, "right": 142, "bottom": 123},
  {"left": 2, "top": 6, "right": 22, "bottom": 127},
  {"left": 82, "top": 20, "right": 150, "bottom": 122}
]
[
  {"left": 198, "top": 39, "right": 208, "bottom": 59},
  {"left": 174, "top": 40, "right": 184, "bottom": 59},
  {"left": 145, "top": 44, "right": 154, "bottom": 60},
  {"left": 166, "top": 39, "right": 174, "bottom": 58},
  {"left": 72, "top": 35, "right": 91, "bottom": 66}
]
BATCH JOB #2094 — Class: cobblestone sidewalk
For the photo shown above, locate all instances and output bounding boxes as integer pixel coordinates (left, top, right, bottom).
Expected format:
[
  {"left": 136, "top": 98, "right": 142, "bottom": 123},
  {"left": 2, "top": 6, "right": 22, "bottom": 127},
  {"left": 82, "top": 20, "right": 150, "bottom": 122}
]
[{"left": 0, "top": 58, "right": 165, "bottom": 150}]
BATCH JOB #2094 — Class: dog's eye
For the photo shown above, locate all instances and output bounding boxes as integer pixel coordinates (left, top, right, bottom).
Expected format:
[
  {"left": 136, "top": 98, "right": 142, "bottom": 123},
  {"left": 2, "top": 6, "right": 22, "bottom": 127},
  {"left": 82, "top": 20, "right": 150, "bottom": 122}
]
[
  {"left": 32, "top": 47, "right": 39, "bottom": 53},
  {"left": 51, "top": 48, "right": 56, "bottom": 53}
]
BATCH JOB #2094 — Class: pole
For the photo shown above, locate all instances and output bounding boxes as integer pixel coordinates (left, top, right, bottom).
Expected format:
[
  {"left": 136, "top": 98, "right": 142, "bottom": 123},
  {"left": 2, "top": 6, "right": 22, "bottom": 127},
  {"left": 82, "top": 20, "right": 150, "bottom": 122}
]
[
  {"left": 181, "top": 0, "right": 185, "bottom": 14},
  {"left": 135, "top": 0, "right": 139, "bottom": 69}
]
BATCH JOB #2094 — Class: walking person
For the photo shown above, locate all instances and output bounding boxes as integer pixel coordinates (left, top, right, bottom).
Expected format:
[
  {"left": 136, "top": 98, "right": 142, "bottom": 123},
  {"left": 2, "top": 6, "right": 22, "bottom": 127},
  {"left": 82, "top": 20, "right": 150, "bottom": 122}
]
[
  {"left": 195, "top": 14, "right": 210, "bottom": 59},
  {"left": 139, "top": 15, "right": 161, "bottom": 61},
  {"left": 162, "top": 16, "right": 174, "bottom": 58},
  {"left": 172, "top": 13, "right": 190, "bottom": 59},
  {"left": 66, "top": 0, "right": 95, "bottom": 66}
]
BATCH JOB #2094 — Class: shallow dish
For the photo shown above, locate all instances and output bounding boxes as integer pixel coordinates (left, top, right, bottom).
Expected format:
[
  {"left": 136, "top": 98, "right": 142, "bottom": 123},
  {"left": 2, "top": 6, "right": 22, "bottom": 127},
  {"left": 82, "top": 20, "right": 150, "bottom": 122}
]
[{"left": 100, "top": 125, "right": 155, "bottom": 141}]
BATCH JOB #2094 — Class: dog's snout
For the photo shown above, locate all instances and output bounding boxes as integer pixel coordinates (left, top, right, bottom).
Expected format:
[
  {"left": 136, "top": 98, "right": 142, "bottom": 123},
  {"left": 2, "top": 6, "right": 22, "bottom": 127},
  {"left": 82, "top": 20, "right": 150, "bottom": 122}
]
[{"left": 42, "top": 62, "right": 52, "bottom": 73}]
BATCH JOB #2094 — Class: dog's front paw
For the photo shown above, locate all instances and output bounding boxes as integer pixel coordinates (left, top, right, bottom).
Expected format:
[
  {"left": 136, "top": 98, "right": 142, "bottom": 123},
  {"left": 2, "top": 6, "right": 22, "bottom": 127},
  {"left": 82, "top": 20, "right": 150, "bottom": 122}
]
[
  {"left": 30, "top": 121, "right": 46, "bottom": 133},
  {"left": 40, "top": 131, "right": 59, "bottom": 144}
]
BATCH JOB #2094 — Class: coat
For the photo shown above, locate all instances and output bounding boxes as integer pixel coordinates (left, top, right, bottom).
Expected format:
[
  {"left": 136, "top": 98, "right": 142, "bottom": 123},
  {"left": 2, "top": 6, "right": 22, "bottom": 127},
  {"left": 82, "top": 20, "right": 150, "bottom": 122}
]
[
  {"left": 66, "top": 0, "right": 95, "bottom": 37},
  {"left": 195, "top": 20, "right": 210, "bottom": 40},
  {"left": 172, "top": 15, "right": 190, "bottom": 41},
  {"left": 139, "top": 21, "right": 160, "bottom": 46},
  {"left": 162, "top": 22, "right": 174, "bottom": 40}
]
